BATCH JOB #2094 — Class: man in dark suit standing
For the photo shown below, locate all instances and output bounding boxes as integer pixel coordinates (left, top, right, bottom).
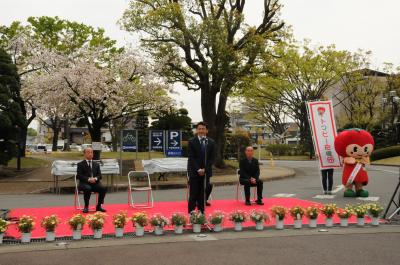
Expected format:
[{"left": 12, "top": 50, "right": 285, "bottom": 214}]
[
  {"left": 187, "top": 121, "right": 215, "bottom": 214},
  {"left": 76, "top": 147, "right": 107, "bottom": 213},
  {"left": 239, "top": 146, "right": 264, "bottom": 206}
]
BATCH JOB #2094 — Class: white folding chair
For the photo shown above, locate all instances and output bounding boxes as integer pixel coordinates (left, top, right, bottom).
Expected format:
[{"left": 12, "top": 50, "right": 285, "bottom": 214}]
[
  {"left": 127, "top": 171, "right": 154, "bottom": 208},
  {"left": 74, "top": 174, "right": 98, "bottom": 211},
  {"left": 236, "top": 169, "right": 257, "bottom": 201}
]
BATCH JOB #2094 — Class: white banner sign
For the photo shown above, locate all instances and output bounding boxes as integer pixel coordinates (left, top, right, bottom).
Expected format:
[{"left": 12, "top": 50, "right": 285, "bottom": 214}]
[{"left": 306, "top": 101, "right": 341, "bottom": 169}]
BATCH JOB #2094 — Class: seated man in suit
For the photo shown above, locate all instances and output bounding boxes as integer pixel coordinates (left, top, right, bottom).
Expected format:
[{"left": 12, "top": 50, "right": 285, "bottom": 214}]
[
  {"left": 76, "top": 147, "right": 107, "bottom": 213},
  {"left": 239, "top": 146, "right": 264, "bottom": 206}
]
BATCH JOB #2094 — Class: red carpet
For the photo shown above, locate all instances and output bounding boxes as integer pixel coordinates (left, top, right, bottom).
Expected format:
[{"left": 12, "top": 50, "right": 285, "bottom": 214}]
[{"left": 6, "top": 198, "right": 370, "bottom": 239}]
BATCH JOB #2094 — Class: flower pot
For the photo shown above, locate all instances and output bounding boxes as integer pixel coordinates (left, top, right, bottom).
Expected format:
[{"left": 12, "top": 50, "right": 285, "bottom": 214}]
[
  {"left": 154, "top": 226, "right": 164, "bottom": 235},
  {"left": 45, "top": 231, "right": 56, "bottom": 242},
  {"left": 93, "top": 229, "right": 103, "bottom": 239},
  {"left": 275, "top": 218, "right": 284, "bottom": 230},
  {"left": 293, "top": 219, "right": 302, "bottom": 229},
  {"left": 192, "top": 224, "right": 201, "bottom": 233},
  {"left": 21, "top": 232, "right": 31, "bottom": 243},
  {"left": 371, "top": 217, "right": 379, "bottom": 226},
  {"left": 213, "top": 223, "right": 223, "bottom": 232},
  {"left": 76, "top": 224, "right": 82, "bottom": 230},
  {"left": 255, "top": 222, "right": 264, "bottom": 231},
  {"left": 234, "top": 222, "right": 242, "bottom": 231},
  {"left": 0, "top": 233, "right": 4, "bottom": 244},
  {"left": 174, "top": 225, "right": 184, "bottom": 234},
  {"left": 340, "top": 218, "right": 348, "bottom": 227},
  {"left": 135, "top": 225, "right": 145, "bottom": 237},
  {"left": 357, "top": 217, "right": 365, "bottom": 226},
  {"left": 308, "top": 218, "right": 317, "bottom": 228},
  {"left": 115, "top": 227, "right": 124, "bottom": 238},
  {"left": 325, "top": 217, "right": 333, "bottom": 227},
  {"left": 72, "top": 230, "right": 82, "bottom": 240}
]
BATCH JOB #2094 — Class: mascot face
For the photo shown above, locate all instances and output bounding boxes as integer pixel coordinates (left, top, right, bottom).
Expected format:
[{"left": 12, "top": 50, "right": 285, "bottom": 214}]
[{"left": 334, "top": 129, "right": 375, "bottom": 158}]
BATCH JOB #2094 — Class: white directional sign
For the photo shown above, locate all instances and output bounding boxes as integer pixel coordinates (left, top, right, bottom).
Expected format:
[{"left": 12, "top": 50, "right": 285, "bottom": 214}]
[{"left": 150, "top": 130, "right": 164, "bottom": 151}]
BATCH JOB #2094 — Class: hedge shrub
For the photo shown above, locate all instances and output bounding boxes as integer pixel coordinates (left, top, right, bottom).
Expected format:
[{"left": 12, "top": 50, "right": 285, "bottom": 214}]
[{"left": 370, "top": 145, "right": 400, "bottom": 161}]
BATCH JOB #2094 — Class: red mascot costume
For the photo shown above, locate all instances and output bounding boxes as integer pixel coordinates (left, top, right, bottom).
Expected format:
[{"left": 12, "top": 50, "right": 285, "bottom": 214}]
[{"left": 334, "top": 129, "right": 374, "bottom": 197}]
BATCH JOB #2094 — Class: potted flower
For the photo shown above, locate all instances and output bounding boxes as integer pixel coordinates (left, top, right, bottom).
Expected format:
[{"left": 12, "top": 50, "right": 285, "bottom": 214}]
[
  {"left": 18, "top": 215, "right": 35, "bottom": 243},
  {"left": 209, "top": 211, "right": 225, "bottom": 232},
  {"left": 150, "top": 214, "right": 169, "bottom": 235},
  {"left": 41, "top": 215, "right": 60, "bottom": 242},
  {"left": 270, "top": 206, "right": 287, "bottom": 230},
  {"left": 305, "top": 206, "right": 319, "bottom": 228},
  {"left": 320, "top": 204, "right": 337, "bottom": 227},
  {"left": 0, "top": 218, "right": 10, "bottom": 244},
  {"left": 87, "top": 212, "right": 107, "bottom": 239},
  {"left": 112, "top": 211, "right": 128, "bottom": 238},
  {"left": 68, "top": 214, "right": 86, "bottom": 240},
  {"left": 131, "top": 212, "right": 148, "bottom": 237},
  {"left": 336, "top": 207, "right": 352, "bottom": 227},
  {"left": 366, "top": 203, "right": 383, "bottom": 226},
  {"left": 171, "top": 213, "right": 187, "bottom": 234},
  {"left": 352, "top": 204, "right": 367, "bottom": 226},
  {"left": 190, "top": 210, "right": 206, "bottom": 233},
  {"left": 229, "top": 210, "right": 247, "bottom": 231},
  {"left": 289, "top": 206, "right": 305, "bottom": 229},
  {"left": 250, "top": 210, "right": 269, "bottom": 231}
]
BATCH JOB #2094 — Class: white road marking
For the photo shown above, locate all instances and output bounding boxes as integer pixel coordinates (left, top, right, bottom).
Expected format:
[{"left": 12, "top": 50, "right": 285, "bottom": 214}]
[
  {"left": 272, "top": 193, "right": 296, "bottom": 198},
  {"left": 331, "top": 185, "right": 344, "bottom": 194},
  {"left": 190, "top": 234, "right": 218, "bottom": 241},
  {"left": 312, "top": 195, "right": 335, "bottom": 199},
  {"left": 357, "top": 197, "right": 380, "bottom": 202}
]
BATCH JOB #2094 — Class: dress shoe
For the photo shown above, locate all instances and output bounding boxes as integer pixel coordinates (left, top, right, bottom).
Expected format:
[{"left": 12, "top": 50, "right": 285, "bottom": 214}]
[
  {"left": 82, "top": 207, "right": 89, "bottom": 213},
  {"left": 96, "top": 206, "right": 107, "bottom": 212},
  {"left": 205, "top": 201, "right": 211, "bottom": 206},
  {"left": 256, "top": 200, "right": 264, "bottom": 205},
  {"left": 245, "top": 201, "right": 251, "bottom": 206}
]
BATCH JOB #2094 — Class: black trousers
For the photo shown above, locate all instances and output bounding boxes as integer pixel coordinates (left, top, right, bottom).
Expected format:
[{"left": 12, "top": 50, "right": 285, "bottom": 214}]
[
  {"left": 321, "top": 169, "right": 334, "bottom": 191},
  {"left": 79, "top": 182, "right": 107, "bottom": 208},
  {"left": 188, "top": 177, "right": 213, "bottom": 213},
  {"left": 241, "top": 179, "right": 263, "bottom": 201}
]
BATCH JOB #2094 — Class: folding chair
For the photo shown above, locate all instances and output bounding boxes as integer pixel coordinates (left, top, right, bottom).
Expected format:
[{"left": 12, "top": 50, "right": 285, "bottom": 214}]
[
  {"left": 236, "top": 169, "right": 257, "bottom": 201},
  {"left": 127, "top": 171, "right": 154, "bottom": 208},
  {"left": 74, "top": 174, "right": 98, "bottom": 211}
]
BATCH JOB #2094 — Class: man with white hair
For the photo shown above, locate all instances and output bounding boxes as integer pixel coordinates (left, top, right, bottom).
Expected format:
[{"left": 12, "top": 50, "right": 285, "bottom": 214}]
[
  {"left": 76, "top": 147, "right": 107, "bottom": 213},
  {"left": 239, "top": 146, "right": 264, "bottom": 205}
]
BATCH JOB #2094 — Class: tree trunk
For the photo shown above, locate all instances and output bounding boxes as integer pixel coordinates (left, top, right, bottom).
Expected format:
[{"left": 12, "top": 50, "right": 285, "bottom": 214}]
[
  {"left": 51, "top": 127, "right": 60, "bottom": 152},
  {"left": 19, "top": 125, "right": 28, "bottom": 159},
  {"left": 200, "top": 89, "right": 228, "bottom": 168},
  {"left": 63, "top": 118, "right": 71, "bottom": 151},
  {"left": 51, "top": 117, "right": 60, "bottom": 152},
  {"left": 89, "top": 122, "right": 102, "bottom": 160}
]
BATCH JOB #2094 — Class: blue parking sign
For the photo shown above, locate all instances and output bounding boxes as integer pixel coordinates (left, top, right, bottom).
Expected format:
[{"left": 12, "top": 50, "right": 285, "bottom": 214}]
[
  {"left": 166, "top": 130, "right": 182, "bottom": 157},
  {"left": 167, "top": 130, "right": 181, "bottom": 150},
  {"left": 150, "top": 130, "right": 164, "bottom": 151}
]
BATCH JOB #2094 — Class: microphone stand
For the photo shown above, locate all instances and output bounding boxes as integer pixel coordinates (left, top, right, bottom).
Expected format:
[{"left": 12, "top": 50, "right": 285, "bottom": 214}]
[{"left": 203, "top": 137, "right": 212, "bottom": 231}]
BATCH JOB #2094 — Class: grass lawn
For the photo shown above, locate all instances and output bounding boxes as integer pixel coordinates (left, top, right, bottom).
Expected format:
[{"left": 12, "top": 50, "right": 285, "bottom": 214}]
[
  {"left": 372, "top": 156, "right": 400, "bottom": 166},
  {"left": 47, "top": 151, "right": 165, "bottom": 160},
  {"left": 6, "top": 157, "right": 49, "bottom": 169}
]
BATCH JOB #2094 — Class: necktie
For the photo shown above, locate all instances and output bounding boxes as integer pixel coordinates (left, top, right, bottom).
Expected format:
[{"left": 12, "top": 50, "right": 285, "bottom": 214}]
[
  {"left": 200, "top": 138, "right": 206, "bottom": 162},
  {"left": 88, "top": 160, "right": 93, "bottom": 177}
]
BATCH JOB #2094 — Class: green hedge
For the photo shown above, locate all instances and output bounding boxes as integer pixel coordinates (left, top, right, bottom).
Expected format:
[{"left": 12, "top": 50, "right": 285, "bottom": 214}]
[
  {"left": 370, "top": 145, "right": 400, "bottom": 161},
  {"left": 265, "top": 144, "right": 306, "bottom": 156}
]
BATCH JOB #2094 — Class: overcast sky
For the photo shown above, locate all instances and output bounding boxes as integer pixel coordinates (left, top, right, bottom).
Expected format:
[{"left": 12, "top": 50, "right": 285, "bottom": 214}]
[{"left": 1, "top": 0, "right": 399, "bottom": 121}]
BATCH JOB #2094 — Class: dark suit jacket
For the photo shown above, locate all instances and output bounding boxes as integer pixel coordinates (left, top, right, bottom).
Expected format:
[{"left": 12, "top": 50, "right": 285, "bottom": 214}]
[
  {"left": 76, "top": 160, "right": 102, "bottom": 185},
  {"left": 187, "top": 136, "right": 215, "bottom": 179},
  {"left": 239, "top": 158, "right": 260, "bottom": 185}
]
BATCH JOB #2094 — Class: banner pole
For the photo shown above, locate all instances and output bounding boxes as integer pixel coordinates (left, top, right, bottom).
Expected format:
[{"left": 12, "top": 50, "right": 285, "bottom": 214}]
[
  {"left": 148, "top": 130, "right": 151, "bottom": 159},
  {"left": 120, "top": 130, "right": 123, "bottom": 177},
  {"left": 136, "top": 130, "right": 138, "bottom": 160}
]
